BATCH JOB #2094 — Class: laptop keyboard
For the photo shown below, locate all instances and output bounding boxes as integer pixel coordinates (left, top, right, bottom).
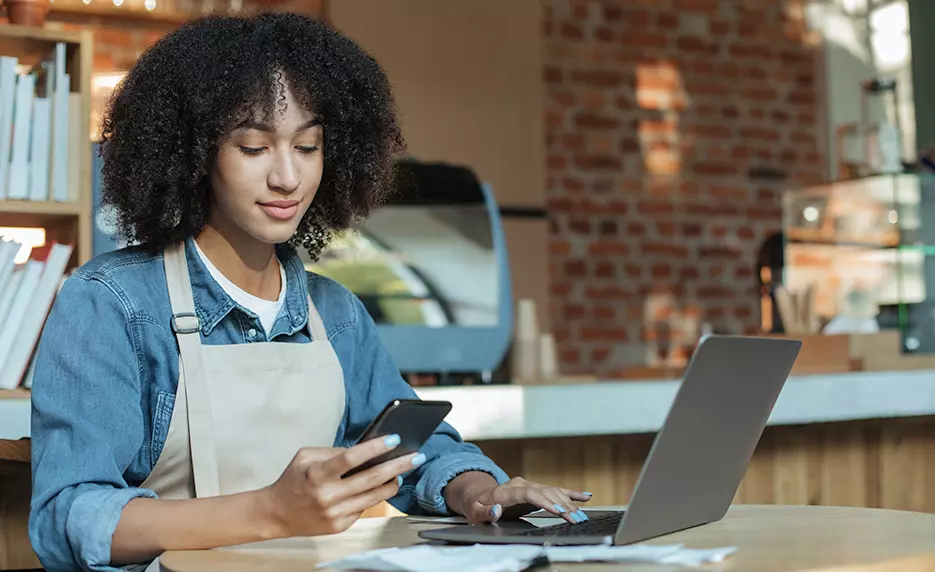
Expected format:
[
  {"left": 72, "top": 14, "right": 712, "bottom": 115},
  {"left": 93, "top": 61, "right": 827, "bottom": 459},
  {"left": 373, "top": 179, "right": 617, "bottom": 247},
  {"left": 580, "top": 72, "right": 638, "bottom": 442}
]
[{"left": 514, "top": 511, "right": 624, "bottom": 537}]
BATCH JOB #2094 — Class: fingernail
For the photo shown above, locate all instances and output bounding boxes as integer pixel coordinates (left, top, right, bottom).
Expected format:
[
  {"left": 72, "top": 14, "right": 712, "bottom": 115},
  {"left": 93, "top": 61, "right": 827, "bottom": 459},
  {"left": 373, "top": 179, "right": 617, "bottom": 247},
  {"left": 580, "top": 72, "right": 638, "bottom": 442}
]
[
  {"left": 574, "top": 510, "right": 589, "bottom": 522},
  {"left": 411, "top": 453, "right": 426, "bottom": 467},
  {"left": 569, "top": 511, "right": 582, "bottom": 523},
  {"left": 582, "top": 492, "right": 593, "bottom": 497},
  {"left": 489, "top": 504, "right": 502, "bottom": 518},
  {"left": 384, "top": 434, "right": 401, "bottom": 447},
  {"left": 552, "top": 504, "right": 566, "bottom": 514},
  {"left": 396, "top": 475, "right": 403, "bottom": 487}
]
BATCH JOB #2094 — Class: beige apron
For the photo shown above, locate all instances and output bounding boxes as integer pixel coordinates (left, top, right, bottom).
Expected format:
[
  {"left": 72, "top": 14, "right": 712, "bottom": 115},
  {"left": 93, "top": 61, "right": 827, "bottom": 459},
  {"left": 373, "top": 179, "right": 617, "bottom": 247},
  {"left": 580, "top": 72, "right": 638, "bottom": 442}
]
[{"left": 131, "top": 243, "right": 345, "bottom": 571}]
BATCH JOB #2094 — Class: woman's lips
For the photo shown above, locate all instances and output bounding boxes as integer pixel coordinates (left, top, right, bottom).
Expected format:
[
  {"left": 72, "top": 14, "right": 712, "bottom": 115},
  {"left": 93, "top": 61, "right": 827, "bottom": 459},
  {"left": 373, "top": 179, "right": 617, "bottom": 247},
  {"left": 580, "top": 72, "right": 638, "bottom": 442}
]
[{"left": 259, "top": 200, "right": 299, "bottom": 220}]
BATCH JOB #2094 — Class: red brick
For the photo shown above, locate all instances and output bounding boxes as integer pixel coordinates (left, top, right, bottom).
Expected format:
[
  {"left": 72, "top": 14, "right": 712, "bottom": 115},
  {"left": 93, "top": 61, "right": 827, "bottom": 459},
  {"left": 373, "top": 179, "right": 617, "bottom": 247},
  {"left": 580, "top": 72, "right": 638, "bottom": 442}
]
[
  {"left": 627, "top": 222, "right": 647, "bottom": 236},
  {"left": 674, "top": 0, "right": 719, "bottom": 12},
  {"left": 642, "top": 243, "right": 690, "bottom": 258},
  {"left": 697, "top": 285, "right": 736, "bottom": 299},
  {"left": 585, "top": 286, "right": 635, "bottom": 300},
  {"left": 693, "top": 162, "right": 738, "bottom": 176},
  {"left": 651, "top": 263, "right": 672, "bottom": 279},
  {"left": 569, "top": 69, "right": 623, "bottom": 88},
  {"left": 565, "top": 304, "right": 586, "bottom": 320},
  {"left": 574, "top": 112, "right": 620, "bottom": 130},
  {"left": 560, "top": 348, "right": 581, "bottom": 365},
  {"left": 574, "top": 154, "right": 623, "bottom": 170},
  {"left": 547, "top": 154, "right": 567, "bottom": 169},
  {"left": 740, "top": 127, "right": 781, "bottom": 141},
  {"left": 625, "top": 264, "right": 642, "bottom": 278},
  {"left": 744, "top": 88, "right": 778, "bottom": 101},
  {"left": 680, "top": 266, "right": 701, "bottom": 279},
  {"left": 551, "top": 241, "right": 571, "bottom": 255},
  {"left": 565, "top": 259, "right": 587, "bottom": 277},
  {"left": 588, "top": 241, "right": 630, "bottom": 256},
  {"left": 581, "top": 327, "right": 629, "bottom": 341},
  {"left": 729, "top": 44, "right": 772, "bottom": 59},
  {"left": 572, "top": 2, "right": 589, "bottom": 19},
  {"left": 603, "top": 5, "right": 623, "bottom": 21},
  {"left": 593, "top": 306, "right": 616, "bottom": 320},
  {"left": 692, "top": 124, "right": 732, "bottom": 139},
  {"left": 638, "top": 201, "right": 676, "bottom": 215},
  {"left": 569, "top": 219, "right": 592, "bottom": 235},
  {"left": 682, "top": 222, "right": 703, "bottom": 237},
  {"left": 595, "top": 261, "right": 616, "bottom": 278},
  {"left": 699, "top": 246, "right": 742, "bottom": 259},
  {"left": 657, "top": 12, "right": 679, "bottom": 28},
  {"left": 621, "top": 33, "right": 669, "bottom": 49},
  {"left": 552, "top": 282, "right": 572, "bottom": 297},
  {"left": 710, "top": 20, "right": 730, "bottom": 34},
  {"left": 595, "top": 28, "right": 616, "bottom": 42},
  {"left": 561, "top": 22, "right": 585, "bottom": 40}
]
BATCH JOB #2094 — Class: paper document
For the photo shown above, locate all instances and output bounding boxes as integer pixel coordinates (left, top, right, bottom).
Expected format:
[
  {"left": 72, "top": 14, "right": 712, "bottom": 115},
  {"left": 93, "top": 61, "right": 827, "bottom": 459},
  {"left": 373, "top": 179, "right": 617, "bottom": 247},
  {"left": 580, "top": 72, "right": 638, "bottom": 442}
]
[{"left": 318, "top": 543, "right": 738, "bottom": 571}]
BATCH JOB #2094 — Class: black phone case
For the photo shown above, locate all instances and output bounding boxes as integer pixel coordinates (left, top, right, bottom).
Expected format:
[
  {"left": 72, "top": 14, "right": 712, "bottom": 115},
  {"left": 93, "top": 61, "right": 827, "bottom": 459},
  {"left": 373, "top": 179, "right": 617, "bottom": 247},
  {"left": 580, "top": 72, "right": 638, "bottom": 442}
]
[{"left": 342, "top": 399, "right": 453, "bottom": 478}]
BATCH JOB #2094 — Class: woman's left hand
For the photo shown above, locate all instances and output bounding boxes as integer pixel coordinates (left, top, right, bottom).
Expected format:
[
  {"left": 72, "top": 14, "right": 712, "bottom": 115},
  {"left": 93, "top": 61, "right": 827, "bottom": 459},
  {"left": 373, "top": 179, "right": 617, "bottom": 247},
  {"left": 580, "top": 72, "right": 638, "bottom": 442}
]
[{"left": 453, "top": 476, "right": 593, "bottom": 525}]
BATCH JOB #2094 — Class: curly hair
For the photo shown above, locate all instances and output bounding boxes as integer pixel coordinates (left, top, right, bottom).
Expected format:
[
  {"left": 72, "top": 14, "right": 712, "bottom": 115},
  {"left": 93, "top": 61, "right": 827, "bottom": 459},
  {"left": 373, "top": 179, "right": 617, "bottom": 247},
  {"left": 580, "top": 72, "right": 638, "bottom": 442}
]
[{"left": 99, "top": 11, "right": 405, "bottom": 259}]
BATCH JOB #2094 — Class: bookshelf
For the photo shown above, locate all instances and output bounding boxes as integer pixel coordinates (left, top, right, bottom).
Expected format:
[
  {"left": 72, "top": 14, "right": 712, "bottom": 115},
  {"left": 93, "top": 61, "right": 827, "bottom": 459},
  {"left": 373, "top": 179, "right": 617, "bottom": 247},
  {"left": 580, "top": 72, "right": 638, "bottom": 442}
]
[{"left": 0, "top": 24, "right": 93, "bottom": 269}]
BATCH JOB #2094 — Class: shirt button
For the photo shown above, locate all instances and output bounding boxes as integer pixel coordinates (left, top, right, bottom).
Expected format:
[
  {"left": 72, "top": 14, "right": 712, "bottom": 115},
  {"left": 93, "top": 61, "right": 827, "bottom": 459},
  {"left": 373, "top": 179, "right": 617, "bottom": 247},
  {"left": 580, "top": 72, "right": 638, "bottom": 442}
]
[
  {"left": 293, "top": 315, "right": 302, "bottom": 325},
  {"left": 247, "top": 328, "right": 257, "bottom": 339}
]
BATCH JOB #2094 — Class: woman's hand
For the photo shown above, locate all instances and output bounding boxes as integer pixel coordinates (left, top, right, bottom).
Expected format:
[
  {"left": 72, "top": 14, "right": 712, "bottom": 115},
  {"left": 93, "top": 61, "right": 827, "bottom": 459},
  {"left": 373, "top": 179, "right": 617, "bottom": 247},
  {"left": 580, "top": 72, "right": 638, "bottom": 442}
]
[
  {"left": 260, "top": 434, "right": 424, "bottom": 537},
  {"left": 445, "top": 473, "right": 593, "bottom": 525}
]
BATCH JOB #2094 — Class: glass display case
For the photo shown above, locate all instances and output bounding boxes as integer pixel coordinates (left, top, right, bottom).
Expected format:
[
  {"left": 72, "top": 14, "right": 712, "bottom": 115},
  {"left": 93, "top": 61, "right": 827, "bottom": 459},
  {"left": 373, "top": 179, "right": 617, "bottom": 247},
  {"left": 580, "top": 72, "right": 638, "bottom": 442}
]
[{"left": 780, "top": 173, "right": 935, "bottom": 353}]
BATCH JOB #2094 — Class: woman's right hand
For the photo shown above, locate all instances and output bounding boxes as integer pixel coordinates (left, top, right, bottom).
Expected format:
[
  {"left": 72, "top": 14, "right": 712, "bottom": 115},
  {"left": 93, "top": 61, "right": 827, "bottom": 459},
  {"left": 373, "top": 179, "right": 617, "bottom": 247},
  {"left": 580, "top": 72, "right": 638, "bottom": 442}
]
[{"left": 260, "top": 434, "right": 423, "bottom": 537}]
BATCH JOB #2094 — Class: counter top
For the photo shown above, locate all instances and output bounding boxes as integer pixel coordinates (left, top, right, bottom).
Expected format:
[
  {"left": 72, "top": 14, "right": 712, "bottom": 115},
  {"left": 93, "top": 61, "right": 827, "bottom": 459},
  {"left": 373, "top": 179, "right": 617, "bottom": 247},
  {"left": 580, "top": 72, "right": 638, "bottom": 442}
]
[{"left": 2, "top": 369, "right": 934, "bottom": 442}]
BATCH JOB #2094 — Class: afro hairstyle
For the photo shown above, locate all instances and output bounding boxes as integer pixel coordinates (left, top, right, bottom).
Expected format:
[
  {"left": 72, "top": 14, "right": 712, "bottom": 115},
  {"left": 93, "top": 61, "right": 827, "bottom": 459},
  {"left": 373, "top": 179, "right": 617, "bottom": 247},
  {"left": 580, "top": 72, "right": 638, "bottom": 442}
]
[{"left": 99, "top": 11, "right": 405, "bottom": 259}]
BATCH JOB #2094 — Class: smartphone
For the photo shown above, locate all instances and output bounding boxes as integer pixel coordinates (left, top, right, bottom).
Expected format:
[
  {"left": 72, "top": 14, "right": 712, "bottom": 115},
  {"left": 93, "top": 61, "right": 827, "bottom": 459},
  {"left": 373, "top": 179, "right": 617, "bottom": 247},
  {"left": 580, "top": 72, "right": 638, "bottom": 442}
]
[{"left": 342, "top": 399, "right": 453, "bottom": 478}]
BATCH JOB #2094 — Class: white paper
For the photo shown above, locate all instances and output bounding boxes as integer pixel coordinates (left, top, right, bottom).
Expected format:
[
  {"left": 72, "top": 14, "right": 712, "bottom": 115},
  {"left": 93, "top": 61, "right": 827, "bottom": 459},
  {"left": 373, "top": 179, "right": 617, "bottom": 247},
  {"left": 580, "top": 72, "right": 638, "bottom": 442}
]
[{"left": 318, "top": 543, "right": 738, "bottom": 571}]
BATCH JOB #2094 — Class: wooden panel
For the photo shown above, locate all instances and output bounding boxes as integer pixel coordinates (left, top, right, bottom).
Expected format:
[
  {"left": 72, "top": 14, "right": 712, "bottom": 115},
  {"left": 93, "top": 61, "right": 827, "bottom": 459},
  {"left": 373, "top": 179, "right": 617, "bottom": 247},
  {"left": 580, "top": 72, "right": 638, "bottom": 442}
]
[
  {"left": 0, "top": 462, "right": 40, "bottom": 570},
  {"left": 474, "top": 416, "right": 935, "bottom": 514}
]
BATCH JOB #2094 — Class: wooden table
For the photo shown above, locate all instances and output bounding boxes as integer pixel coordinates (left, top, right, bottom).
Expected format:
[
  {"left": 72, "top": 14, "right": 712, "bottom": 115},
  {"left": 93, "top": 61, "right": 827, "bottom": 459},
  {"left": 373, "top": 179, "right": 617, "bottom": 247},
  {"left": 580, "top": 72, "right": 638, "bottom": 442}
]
[{"left": 160, "top": 505, "right": 935, "bottom": 571}]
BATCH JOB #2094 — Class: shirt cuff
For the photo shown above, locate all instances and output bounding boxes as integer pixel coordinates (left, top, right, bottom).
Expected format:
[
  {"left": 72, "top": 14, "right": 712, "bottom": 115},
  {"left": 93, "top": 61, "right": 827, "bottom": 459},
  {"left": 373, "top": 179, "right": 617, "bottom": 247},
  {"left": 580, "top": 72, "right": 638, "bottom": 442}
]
[
  {"left": 66, "top": 486, "right": 158, "bottom": 572},
  {"left": 415, "top": 451, "right": 510, "bottom": 514}
]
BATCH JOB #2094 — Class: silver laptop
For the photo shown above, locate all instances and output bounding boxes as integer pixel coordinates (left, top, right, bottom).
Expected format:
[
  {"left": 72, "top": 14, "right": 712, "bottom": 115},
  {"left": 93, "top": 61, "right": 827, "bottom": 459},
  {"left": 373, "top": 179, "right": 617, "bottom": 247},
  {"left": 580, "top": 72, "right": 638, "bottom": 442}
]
[{"left": 419, "top": 335, "right": 801, "bottom": 546}]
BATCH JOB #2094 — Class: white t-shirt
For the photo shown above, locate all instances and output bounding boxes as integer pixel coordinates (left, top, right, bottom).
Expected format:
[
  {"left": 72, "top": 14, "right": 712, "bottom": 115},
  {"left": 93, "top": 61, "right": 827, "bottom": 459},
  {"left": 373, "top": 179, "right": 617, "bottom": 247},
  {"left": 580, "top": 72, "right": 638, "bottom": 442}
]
[{"left": 192, "top": 241, "right": 286, "bottom": 336}]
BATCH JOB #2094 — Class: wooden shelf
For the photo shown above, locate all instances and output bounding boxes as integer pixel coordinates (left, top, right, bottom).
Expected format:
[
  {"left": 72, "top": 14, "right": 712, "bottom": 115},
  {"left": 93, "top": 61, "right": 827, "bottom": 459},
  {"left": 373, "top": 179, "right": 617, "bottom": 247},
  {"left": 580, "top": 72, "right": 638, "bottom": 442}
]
[
  {"left": 0, "top": 389, "right": 29, "bottom": 400},
  {"left": 0, "top": 199, "right": 84, "bottom": 216}
]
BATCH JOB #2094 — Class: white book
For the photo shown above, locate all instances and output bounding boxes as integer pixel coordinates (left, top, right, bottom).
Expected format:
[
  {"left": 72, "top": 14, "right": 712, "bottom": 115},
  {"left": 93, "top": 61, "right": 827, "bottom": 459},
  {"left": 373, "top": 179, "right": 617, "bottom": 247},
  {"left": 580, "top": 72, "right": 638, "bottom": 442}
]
[
  {"left": 0, "top": 240, "right": 20, "bottom": 295},
  {"left": 0, "top": 56, "right": 18, "bottom": 199},
  {"left": 0, "top": 266, "right": 23, "bottom": 326},
  {"left": 0, "top": 243, "right": 72, "bottom": 389},
  {"left": 50, "top": 43, "right": 69, "bottom": 203},
  {"left": 7, "top": 73, "right": 35, "bottom": 200},
  {"left": 67, "top": 93, "right": 82, "bottom": 202},
  {"left": 0, "top": 259, "right": 43, "bottom": 382},
  {"left": 29, "top": 97, "right": 51, "bottom": 201},
  {"left": 20, "top": 349, "right": 36, "bottom": 389}
]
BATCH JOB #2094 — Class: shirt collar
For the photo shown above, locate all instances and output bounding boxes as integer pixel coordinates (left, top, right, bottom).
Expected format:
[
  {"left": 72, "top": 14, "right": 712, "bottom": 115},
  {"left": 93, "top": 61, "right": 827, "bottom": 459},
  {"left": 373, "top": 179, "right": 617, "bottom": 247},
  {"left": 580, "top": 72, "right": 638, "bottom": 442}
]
[{"left": 182, "top": 236, "right": 310, "bottom": 337}]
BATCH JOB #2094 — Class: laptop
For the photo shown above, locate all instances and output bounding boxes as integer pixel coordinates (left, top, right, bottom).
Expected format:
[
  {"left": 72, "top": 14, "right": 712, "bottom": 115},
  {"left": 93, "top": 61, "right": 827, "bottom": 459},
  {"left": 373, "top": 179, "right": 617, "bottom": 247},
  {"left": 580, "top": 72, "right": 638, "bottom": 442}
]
[{"left": 419, "top": 335, "right": 801, "bottom": 546}]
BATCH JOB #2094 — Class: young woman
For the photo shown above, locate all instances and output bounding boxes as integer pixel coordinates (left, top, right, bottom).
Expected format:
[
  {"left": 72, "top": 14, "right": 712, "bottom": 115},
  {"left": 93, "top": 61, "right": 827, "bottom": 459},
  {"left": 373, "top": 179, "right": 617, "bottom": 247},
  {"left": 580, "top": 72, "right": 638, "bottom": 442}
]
[{"left": 28, "top": 12, "right": 590, "bottom": 572}]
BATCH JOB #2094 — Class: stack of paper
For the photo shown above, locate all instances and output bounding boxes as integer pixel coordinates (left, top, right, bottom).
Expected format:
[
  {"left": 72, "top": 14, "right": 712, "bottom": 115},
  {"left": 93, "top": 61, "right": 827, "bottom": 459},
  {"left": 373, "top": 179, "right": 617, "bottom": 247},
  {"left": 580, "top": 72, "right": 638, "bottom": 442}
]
[{"left": 318, "top": 544, "right": 737, "bottom": 571}]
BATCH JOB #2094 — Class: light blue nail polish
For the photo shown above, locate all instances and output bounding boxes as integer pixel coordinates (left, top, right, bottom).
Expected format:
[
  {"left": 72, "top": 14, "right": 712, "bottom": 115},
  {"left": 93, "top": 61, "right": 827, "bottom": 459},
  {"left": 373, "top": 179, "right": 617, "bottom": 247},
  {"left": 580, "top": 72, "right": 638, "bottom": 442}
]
[
  {"left": 582, "top": 492, "right": 593, "bottom": 497},
  {"left": 552, "top": 504, "right": 566, "bottom": 514},
  {"left": 575, "top": 510, "right": 589, "bottom": 522},
  {"left": 489, "top": 504, "right": 501, "bottom": 518},
  {"left": 411, "top": 453, "right": 427, "bottom": 467},
  {"left": 570, "top": 511, "right": 583, "bottom": 523},
  {"left": 384, "top": 434, "right": 401, "bottom": 447},
  {"left": 396, "top": 475, "right": 403, "bottom": 487}
]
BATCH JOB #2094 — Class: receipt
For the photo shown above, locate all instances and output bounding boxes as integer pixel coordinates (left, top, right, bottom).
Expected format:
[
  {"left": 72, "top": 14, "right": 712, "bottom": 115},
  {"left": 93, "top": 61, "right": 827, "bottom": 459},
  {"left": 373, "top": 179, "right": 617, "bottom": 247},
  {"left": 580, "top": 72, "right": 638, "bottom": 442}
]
[{"left": 318, "top": 543, "right": 738, "bottom": 571}]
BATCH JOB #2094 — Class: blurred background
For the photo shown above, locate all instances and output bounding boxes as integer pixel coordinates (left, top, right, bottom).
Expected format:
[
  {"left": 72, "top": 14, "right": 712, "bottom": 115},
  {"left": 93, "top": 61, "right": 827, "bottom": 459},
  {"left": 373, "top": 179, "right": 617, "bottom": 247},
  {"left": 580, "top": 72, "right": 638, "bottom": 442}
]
[{"left": 1, "top": 1, "right": 934, "bottom": 566}]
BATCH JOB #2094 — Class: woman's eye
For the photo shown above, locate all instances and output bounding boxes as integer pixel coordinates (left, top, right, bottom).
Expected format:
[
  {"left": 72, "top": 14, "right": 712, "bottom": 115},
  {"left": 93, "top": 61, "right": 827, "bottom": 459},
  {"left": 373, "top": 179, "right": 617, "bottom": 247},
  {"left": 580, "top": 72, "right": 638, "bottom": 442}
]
[
  {"left": 238, "top": 146, "right": 265, "bottom": 156},
  {"left": 296, "top": 145, "right": 319, "bottom": 154}
]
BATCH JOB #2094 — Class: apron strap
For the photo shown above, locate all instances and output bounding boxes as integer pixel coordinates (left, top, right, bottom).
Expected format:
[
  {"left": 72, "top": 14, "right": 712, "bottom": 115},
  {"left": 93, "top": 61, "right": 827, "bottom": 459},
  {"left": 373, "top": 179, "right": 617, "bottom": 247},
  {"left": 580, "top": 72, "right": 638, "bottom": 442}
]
[
  {"left": 306, "top": 296, "right": 329, "bottom": 341},
  {"left": 163, "top": 241, "right": 221, "bottom": 498}
]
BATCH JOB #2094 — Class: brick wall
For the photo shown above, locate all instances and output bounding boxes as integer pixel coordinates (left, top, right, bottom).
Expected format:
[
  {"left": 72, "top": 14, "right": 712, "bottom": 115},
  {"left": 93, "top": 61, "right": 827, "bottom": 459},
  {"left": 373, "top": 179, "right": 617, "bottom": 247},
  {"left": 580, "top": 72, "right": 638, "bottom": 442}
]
[
  {"left": 543, "top": 0, "right": 827, "bottom": 376},
  {"left": 38, "top": 0, "right": 325, "bottom": 73}
]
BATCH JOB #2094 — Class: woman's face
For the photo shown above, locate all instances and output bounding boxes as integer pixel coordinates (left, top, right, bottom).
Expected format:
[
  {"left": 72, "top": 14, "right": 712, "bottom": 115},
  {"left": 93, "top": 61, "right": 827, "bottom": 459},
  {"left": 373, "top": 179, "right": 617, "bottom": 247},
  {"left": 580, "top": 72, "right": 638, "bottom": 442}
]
[{"left": 209, "top": 82, "right": 323, "bottom": 246}]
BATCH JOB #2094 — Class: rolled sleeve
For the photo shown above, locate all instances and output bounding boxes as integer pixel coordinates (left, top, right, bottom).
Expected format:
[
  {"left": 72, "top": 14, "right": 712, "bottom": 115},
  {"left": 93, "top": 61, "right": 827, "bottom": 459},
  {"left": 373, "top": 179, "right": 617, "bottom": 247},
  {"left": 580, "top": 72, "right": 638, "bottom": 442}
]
[
  {"left": 414, "top": 450, "right": 510, "bottom": 514},
  {"left": 64, "top": 486, "right": 157, "bottom": 572}
]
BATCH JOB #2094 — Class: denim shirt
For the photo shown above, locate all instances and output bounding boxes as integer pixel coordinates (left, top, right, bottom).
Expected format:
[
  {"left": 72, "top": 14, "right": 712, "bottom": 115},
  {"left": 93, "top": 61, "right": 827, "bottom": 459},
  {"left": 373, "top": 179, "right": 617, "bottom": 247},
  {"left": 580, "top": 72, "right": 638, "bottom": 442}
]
[{"left": 29, "top": 237, "right": 509, "bottom": 572}]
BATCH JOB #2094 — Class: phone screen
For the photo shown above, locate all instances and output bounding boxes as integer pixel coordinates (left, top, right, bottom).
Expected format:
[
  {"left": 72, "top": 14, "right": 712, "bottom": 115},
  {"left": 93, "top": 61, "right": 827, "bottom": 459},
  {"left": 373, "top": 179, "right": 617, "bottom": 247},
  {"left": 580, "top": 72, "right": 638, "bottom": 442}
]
[{"left": 342, "top": 399, "right": 452, "bottom": 478}]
